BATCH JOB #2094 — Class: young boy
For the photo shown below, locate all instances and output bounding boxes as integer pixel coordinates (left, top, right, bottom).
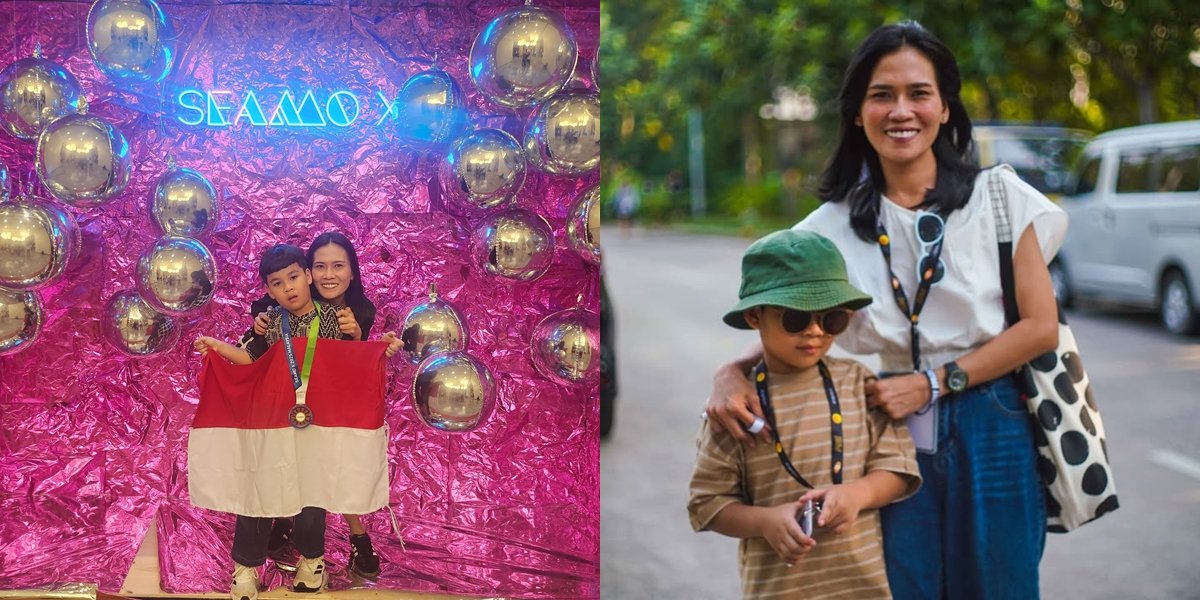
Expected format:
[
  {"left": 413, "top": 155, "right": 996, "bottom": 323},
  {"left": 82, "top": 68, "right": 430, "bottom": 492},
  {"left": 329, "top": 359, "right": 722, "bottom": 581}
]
[
  {"left": 687, "top": 230, "right": 921, "bottom": 600},
  {"left": 195, "top": 244, "right": 398, "bottom": 600}
]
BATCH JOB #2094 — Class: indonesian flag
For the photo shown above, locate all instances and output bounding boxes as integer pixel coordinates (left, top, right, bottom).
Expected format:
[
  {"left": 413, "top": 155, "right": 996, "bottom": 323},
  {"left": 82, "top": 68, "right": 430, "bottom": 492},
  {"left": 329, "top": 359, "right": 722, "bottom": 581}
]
[{"left": 188, "top": 338, "right": 390, "bottom": 517}]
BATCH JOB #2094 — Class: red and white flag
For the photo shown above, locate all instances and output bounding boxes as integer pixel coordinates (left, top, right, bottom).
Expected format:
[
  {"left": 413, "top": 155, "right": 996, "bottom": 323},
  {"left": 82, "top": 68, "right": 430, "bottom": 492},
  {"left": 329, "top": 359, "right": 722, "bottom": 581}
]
[{"left": 188, "top": 338, "right": 390, "bottom": 517}]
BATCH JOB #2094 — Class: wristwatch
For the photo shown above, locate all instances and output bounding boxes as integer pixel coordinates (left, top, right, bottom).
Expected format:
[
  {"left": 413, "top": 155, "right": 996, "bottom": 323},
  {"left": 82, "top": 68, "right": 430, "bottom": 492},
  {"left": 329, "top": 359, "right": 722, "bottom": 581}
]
[{"left": 943, "top": 361, "right": 969, "bottom": 393}]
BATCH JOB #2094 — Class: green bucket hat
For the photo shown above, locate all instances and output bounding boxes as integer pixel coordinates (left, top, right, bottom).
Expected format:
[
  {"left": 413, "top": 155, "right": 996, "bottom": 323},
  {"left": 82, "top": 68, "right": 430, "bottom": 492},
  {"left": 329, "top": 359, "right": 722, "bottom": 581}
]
[{"left": 723, "top": 229, "right": 873, "bottom": 329}]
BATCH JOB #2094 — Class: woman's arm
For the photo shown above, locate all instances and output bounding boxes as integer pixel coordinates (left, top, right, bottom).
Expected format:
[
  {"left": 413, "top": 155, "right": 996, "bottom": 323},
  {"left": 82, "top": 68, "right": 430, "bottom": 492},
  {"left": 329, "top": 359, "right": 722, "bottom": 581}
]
[
  {"left": 868, "top": 226, "right": 1059, "bottom": 419},
  {"left": 704, "top": 341, "right": 772, "bottom": 446}
]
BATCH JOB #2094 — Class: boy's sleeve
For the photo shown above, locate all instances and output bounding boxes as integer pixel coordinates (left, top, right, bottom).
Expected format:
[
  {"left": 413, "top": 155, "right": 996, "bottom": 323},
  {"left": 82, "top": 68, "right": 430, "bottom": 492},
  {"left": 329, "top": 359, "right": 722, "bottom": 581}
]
[
  {"left": 687, "top": 420, "right": 747, "bottom": 532},
  {"left": 858, "top": 364, "right": 922, "bottom": 502}
]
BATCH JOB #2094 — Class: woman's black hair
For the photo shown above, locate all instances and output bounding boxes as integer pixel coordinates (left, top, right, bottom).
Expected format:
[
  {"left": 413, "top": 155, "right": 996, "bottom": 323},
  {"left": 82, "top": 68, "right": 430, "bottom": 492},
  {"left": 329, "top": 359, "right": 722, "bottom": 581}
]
[
  {"left": 307, "top": 231, "right": 376, "bottom": 338},
  {"left": 248, "top": 232, "right": 377, "bottom": 338},
  {"left": 818, "top": 20, "right": 979, "bottom": 241}
]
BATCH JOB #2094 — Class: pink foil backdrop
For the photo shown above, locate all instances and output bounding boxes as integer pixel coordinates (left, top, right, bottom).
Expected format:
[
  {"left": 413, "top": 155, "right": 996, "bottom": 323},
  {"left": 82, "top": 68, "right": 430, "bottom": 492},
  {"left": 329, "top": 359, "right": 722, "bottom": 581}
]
[{"left": 0, "top": 1, "right": 599, "bottom": 598}]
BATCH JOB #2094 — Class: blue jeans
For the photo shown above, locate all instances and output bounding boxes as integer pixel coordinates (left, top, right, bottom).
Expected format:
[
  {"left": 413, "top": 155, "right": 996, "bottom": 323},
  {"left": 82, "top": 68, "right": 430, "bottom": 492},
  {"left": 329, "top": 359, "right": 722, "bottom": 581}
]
[{"left": 881, "top": 376, "right": 1046, "bottom": 600}]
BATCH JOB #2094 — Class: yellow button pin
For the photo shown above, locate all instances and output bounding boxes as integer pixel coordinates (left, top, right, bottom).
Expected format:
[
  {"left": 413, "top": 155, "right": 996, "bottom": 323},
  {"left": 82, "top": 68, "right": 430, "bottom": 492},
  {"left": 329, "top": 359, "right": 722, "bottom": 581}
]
[
  {"left": 756, "top": 372, "right": 766, "bottom": 382},
  {"left": 832, "top": 413, "right": 842, "bottom": 424}
]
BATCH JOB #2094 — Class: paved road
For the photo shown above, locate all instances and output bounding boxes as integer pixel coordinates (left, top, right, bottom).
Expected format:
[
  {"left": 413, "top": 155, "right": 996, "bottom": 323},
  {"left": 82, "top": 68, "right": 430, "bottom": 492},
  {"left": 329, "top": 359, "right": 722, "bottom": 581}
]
[{"left": 600, "top": 228, "right": 1200, "bottom": 600}]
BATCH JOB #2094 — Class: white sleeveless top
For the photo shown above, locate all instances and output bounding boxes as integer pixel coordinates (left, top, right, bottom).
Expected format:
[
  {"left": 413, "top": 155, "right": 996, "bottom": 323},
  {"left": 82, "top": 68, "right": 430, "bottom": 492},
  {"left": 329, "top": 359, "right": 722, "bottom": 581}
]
[{"left": 794, "top": 166, "right": 1068, "bottom": 373}]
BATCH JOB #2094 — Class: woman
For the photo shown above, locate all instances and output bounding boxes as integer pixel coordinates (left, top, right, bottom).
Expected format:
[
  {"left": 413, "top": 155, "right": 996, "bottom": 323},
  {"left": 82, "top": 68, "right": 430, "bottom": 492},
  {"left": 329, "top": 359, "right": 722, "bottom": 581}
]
[
  {"left": 243, "top": 231, "right": 388, "bottom": 580},
  {"left": 705, "top": 22, "right": 1064, "bottom": 599}
]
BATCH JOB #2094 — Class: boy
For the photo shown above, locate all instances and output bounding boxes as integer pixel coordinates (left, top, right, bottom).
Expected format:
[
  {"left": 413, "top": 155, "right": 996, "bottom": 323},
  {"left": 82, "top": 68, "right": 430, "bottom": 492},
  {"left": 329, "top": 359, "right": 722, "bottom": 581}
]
[
  {"left": 195, "top": 244, "right": 398, "bottom": 600},
  {"left": 687, "top": 230, "right": 921, "bottom": 600}
]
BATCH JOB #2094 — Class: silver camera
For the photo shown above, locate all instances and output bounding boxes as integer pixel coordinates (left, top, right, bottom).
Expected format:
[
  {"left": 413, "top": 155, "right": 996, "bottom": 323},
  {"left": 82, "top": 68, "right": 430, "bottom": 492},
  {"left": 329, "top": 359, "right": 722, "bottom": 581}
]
[{"left": 797, "top": 499, "right": 822, "bottom": 536}]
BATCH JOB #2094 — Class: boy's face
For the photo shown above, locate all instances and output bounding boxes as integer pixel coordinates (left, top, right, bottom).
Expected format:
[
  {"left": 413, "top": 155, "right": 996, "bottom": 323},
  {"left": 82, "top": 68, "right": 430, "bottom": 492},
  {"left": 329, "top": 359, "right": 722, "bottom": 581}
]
[
  {"left": 745, "top": 306, "right": 845, "bottom": 374},
  {"left": 264, "top": 262, "right": 314, "bottom": 313}
]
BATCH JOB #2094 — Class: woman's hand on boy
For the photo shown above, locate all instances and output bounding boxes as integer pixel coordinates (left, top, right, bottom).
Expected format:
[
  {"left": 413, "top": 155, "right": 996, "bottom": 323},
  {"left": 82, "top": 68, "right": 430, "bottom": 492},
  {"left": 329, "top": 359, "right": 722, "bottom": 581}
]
[
  {"left": 380, "top": 331, "right": 402, "bottom": 358},
  {"left": 706, "top": 362, "right": 771, "bottom": 447},
  {"left": 253, "top": 312, "right": 269, "bottom": 335},
  {"left": 866, "top": 373, "right": 932, "bottom": 419},
  {"left": 336, "top": 307, "right": 362, "bottom": 340},
  {"left": 761, "top": 500, "right": 816, "bottom": 564}
]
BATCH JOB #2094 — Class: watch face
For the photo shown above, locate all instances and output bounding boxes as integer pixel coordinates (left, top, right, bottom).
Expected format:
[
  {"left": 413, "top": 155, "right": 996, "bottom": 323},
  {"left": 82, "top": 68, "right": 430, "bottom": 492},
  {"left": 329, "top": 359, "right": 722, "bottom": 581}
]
[{"left": 948, "top": 370, "right": 968, "bottom": 391}]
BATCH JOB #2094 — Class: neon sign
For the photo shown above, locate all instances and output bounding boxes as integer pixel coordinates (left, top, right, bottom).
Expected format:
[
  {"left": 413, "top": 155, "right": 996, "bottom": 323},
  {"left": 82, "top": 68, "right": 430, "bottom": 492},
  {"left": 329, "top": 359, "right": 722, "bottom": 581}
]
[{"left": 177, "top": 89, "right": 401, "bottom": 128}]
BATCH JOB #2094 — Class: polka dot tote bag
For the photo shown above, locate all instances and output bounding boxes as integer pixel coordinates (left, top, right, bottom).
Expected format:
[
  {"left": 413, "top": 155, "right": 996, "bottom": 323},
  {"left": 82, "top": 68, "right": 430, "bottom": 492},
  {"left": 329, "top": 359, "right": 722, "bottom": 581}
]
[{"left": 990, "top": 166, "right": 1119, "bottom": 533}]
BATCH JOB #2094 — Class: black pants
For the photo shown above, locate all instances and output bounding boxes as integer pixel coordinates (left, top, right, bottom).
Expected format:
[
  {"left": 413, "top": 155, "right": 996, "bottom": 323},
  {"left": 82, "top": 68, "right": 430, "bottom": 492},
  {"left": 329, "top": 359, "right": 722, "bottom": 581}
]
[{"left": 232, "top": 507, "right": 326, "bottom": 566}]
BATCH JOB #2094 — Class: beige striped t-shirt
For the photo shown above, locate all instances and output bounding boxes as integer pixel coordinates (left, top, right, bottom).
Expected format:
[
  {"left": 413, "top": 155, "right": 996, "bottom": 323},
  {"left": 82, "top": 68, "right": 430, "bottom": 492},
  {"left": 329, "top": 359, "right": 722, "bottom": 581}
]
[{"left": 688, "top": 357, "right": 921, "bottom": 600}]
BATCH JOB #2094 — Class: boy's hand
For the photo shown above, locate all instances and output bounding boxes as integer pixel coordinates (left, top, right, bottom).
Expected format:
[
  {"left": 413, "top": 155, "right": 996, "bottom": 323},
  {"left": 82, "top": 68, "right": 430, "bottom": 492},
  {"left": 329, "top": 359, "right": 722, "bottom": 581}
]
[
  {"left": 380, "top": 331, "right": 402, "bottom": 358},
  {"left": 194, "top": 336, "right": 220, "bottom": 357},
  {"left": 253, "top": 312, "right": 269, "bottom": 336},
  {"left": 336, "top": 307, "right": 362, "bottom": 340},
  {"left": 799, "top": 485, "right": 867, "bottom": 535},
  {"left": 760, "top": 500, "right": 816, "bottom": 565}
]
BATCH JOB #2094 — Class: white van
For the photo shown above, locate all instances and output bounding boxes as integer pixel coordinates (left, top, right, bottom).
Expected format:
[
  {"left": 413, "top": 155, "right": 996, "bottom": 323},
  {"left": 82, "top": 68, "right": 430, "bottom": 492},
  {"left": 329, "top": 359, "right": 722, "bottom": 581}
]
[{"left": 1053, "top": 120, "right": 1200, "bottom": 335}]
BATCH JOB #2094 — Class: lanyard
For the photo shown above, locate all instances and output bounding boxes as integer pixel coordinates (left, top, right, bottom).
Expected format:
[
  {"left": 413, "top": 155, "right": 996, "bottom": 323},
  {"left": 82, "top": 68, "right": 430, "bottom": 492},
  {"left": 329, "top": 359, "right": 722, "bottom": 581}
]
[
  {"left": 753, "top": 361, "right": 843, "bottom": 489},
  {"left": 875, "top": 219, "right": 943, "bottom": 371},
  {"left": 279, "top": 304, "right": 322, "bottom": 390}
]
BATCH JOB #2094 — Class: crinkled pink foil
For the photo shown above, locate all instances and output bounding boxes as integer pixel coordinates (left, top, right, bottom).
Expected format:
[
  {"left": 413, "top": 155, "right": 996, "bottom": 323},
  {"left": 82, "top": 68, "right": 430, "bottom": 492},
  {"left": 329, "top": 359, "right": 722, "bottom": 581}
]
[{"left": 0, "top": 2, "right": 599, "bottom": 598}]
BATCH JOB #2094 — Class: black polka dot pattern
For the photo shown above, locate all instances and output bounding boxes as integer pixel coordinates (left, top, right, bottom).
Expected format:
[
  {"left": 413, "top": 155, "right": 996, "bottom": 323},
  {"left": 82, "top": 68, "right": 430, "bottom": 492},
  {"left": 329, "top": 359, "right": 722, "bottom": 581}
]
[
  {"left": 1079, "top": 405, "right": 1096, "bottom": 436},
  {"left": 1054, "top": 372, "right": 1078, "bottom": 404},
  {"left": 1030, "top": 351, "right": 1058, "bottom": 372},
  {"left": 1061, "top": 431, "right": 1089, "bottom": 465},
  {"left": 1081, "top": 463, "right": 1108, "bottom": 495},
  {"left": 1037, "top": 400, "right": 1062, "bottom": 431},
  {"left": 1021, "top": 322, "right": 1119, "bottom": 532},
  {"left": 1063, "top": 352, "right": 1084, "bottom": 383}
]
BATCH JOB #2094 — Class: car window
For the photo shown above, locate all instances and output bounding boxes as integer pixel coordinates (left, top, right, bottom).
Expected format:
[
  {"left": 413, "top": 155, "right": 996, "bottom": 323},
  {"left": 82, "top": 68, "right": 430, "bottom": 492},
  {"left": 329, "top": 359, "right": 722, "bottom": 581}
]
[
  {"left": 1116, "top": 148, "right": 1157, "bottom": 193},
  {"left": 1073, "top": 154, "right": 1101, "bottom": 195},
  {"left": 1158, "top": 144, "right": 1200, "bottom": 192}
]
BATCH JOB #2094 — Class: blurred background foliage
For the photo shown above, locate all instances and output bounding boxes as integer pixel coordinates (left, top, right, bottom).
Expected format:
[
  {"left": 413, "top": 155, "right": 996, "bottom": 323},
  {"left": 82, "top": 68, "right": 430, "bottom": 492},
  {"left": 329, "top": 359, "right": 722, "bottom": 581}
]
[{"left": 599, "top": 0, "right": 1200, "bottom": 232}]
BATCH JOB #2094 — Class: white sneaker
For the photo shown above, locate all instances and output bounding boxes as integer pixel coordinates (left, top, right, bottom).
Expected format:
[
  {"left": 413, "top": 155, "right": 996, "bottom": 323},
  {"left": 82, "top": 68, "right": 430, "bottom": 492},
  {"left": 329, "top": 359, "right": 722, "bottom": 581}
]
[
  {"left": 293, "top": 555, "right": 327, "bottom": 593},
  {"left": 230, "top": 563, "right": 259, "bottom": 600}
]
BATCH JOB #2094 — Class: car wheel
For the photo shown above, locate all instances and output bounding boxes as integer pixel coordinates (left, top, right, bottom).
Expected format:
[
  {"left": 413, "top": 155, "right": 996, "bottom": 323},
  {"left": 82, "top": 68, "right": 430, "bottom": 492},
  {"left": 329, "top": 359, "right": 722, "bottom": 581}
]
[
  {"left": 1160, "top": 270, "right": 1199, "bottom": 335},
  {"left": 1048, "top": 260, "right": 1072, "bottom": 308}
]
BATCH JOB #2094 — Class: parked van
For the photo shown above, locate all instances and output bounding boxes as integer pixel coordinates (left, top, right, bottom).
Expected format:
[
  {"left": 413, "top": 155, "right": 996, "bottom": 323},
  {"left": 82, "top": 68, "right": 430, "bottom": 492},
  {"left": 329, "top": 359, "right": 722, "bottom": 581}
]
[
  {"left": 1053, "top": 120, "right": 1200, "bottom": 335},
  {"left": 973, "top": 124, "right": 1091, "bottom": 198}
]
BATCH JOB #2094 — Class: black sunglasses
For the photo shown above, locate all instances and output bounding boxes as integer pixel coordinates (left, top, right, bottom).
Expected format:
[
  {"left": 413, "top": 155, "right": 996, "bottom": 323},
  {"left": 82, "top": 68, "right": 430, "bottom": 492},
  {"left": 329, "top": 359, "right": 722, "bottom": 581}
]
[
  {"left": 915, "top": 210, "right": 946, "bottom": 284},
  {"left": 778, "top": 308, "right": 853, "bottom": 335}
]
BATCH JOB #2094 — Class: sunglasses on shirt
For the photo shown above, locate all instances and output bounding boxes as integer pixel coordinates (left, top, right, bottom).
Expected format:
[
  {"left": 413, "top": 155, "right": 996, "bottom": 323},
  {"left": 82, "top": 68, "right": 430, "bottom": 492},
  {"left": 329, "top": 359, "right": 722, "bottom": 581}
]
[
  {"left": 915, "top": 210, "right": 946, "bottom": 285},
  {"left": 778, "top": 308, "right": 853, "bottom": 335}
]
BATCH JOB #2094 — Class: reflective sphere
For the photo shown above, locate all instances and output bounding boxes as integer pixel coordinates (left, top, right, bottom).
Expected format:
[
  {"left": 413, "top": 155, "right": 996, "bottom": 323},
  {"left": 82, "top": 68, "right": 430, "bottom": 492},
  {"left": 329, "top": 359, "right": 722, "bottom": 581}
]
[
  {"left": 102, "top": 289, "right": 179, "bottom": 356},
  {"left": 0, "top": 56, "right": 83, "bottom": 140},
  {"left": 471, "top": 209, "right": 555, "bottom": 282},
  {"left": 152, "top": 167, "right": 218, "bottom": 237},
  {"left": 0, "top": 288, "right": 42, "bottom": 356},
  {"left": 396, "top": 69, "right": 467, "bottom": 148},
  {"left": 566, "top": 184, "right": 600, "bottom": 265},
  {"left": 524, "top": 88, "right": 600, "bottom": 175},
  {"left": 86, "top": 0, "right": 175, "bottom": 84},
  {"left": 0, "top": 199, "right": 79, "bottom": 290},
  {"left": 469, "top": 5, "right": 578, "bottom": 108},
  {"left": 439, "top": 129, "right": 526, "bottom": 213},
  {"left": 400, "top": 296, "right": 466, "bottom": 364},
  {"left": 412, "top": 351, "right": 494, "bottom": 432},
  {"left": 591, "top": 49, "right": 598, "bottom": 90},
  {"left": 531, "top": 307, "right": 600, "bottom": 385},
  {"left": 136, "top": 236, "right": 216, "bottom": 315},
  {"left": 36, "top": 113, "right": 131, "bottom": 206}
]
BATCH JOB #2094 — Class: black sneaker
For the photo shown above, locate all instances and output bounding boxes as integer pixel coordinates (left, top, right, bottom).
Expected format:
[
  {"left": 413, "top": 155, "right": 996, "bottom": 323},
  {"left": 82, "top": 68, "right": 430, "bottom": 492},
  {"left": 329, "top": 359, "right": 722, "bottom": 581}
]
[
  {"left": 267, "top": 518, "right": 298, "bottom": 572},
  {"left": 348, "top": 533, "right": 380, "bottom": 579}
]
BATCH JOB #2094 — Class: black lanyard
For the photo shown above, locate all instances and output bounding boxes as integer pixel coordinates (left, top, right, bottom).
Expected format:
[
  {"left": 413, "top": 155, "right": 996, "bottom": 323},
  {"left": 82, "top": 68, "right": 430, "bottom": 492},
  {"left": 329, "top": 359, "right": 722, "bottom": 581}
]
[
  {"left": 876, "top": 219, "right": 944, "bottom": 371},
  {"left": 753, "top": 361, "right": 843, "bottom": 489}
]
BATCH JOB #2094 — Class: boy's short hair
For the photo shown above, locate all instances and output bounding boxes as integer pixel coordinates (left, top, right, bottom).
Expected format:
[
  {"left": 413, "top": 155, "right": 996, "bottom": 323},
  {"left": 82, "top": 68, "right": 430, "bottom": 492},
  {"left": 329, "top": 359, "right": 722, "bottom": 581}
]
[
  {"left": 723, "top": 229, "right": 872, "bottom": 329},
  {"left": 258, "top": 244, "right": 307, "bottom": 283}
]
